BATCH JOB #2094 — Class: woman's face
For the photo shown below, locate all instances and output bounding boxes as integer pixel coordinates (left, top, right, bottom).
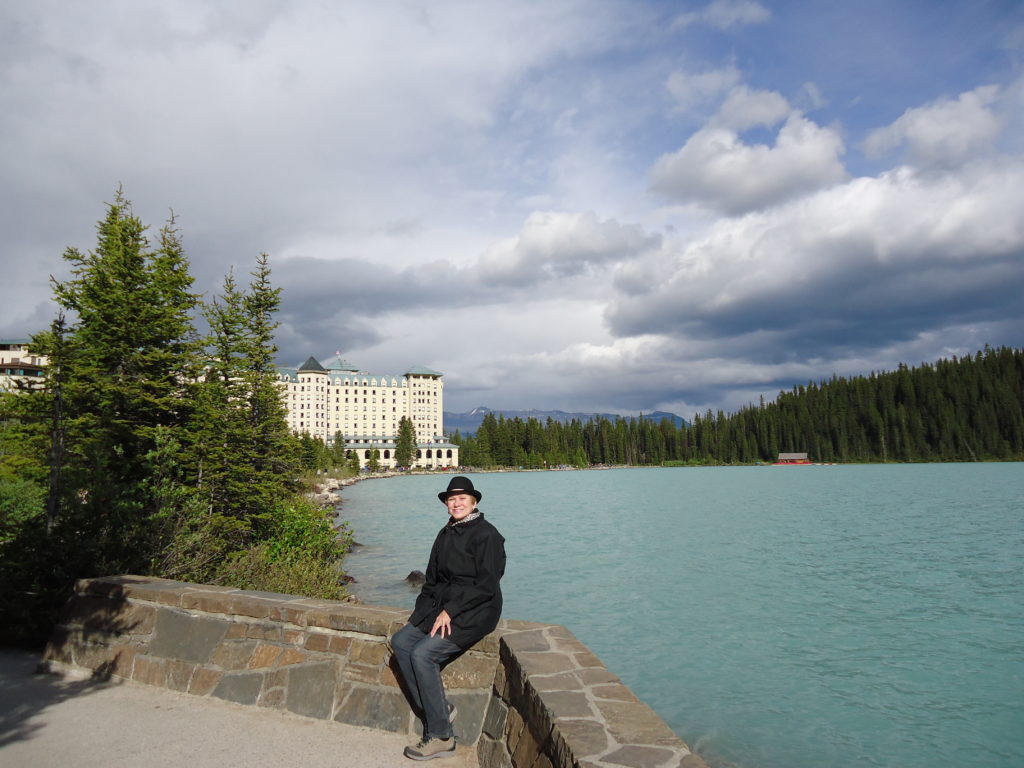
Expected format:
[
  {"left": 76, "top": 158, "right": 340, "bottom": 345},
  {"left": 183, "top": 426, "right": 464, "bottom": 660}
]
[{"left": 446, "top": 493, "right": 477, "bottom": 521}]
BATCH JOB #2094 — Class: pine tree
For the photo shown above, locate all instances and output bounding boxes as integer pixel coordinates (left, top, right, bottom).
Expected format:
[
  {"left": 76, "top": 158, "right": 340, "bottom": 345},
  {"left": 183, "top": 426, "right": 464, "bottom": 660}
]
[
  {"left": 186, "top": 257, "right": 297, "bottom": 545},
  {"left": 241, "top": 254, "right": 298, "bottom": 506},
  {"left": 395, "top": 416, "right": 417, "bottom": 468},
  {"left": 188, "top": 269, "right": 254, "bottom": 527},
  {"left": 37, "top": 191, "right": 200, "bottom": 572},
  {"left": 345, "top": 450, "right": 360, "bottom": 473}
]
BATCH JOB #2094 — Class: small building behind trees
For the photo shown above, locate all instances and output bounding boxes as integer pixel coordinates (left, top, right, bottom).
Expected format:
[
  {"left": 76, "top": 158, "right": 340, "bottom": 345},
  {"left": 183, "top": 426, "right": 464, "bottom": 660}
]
[{"left": 0, "top": 339, "right": 47, "bottom": 392}]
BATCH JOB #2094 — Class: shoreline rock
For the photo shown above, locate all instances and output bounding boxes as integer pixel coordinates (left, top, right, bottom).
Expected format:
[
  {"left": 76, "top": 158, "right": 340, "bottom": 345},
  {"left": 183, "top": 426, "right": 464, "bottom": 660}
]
[{"left": 305, "top": 475, "right": 361, "bottom": 509}]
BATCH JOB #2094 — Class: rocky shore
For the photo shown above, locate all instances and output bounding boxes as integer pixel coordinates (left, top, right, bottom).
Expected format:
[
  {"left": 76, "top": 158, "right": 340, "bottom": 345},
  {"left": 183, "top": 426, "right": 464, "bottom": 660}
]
[
  {"left": 305, "top": 475, "right": 353, "bottom": 509},
  {"left": 304, "top": 470, "right": 409, "bottom": 510}
]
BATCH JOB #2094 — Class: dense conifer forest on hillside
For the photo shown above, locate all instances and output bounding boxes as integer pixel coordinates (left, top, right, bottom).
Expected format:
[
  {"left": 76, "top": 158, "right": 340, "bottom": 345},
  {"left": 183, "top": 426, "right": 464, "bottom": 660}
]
[{"left": 451, "top": 346, "right": 1024, "bottom": 467}]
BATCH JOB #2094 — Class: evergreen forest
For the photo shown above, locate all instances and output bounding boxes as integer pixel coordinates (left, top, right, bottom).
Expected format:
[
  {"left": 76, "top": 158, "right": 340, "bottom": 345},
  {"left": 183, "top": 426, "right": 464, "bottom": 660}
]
[{"left": 451, "top": 346, "right": 1024, "bottom": 468}]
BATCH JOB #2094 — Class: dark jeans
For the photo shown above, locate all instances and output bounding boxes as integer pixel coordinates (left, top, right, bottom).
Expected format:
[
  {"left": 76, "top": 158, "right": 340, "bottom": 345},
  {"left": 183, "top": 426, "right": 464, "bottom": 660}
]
[{"left": 390, "top": 623, "right": 462, "bottom": 739}]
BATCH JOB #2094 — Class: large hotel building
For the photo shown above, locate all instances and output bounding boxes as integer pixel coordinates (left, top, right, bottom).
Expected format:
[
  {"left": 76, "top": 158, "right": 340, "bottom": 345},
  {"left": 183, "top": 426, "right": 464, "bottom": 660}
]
[{"left": 276, "top": 354, "right": 459, "bottom": 469}]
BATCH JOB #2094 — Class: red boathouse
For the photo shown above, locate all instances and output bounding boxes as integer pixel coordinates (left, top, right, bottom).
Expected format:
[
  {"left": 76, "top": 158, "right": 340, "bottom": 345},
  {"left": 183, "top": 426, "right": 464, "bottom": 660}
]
[{"left": 774, "top": 452, "right": 812, "bottom": 465}]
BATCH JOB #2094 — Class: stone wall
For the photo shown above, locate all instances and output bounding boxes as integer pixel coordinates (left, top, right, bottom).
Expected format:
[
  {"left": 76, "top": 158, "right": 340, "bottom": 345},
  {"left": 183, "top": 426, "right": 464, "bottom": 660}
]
[{"left": 42, "top": 575, "right": 708, "bottom": 768}]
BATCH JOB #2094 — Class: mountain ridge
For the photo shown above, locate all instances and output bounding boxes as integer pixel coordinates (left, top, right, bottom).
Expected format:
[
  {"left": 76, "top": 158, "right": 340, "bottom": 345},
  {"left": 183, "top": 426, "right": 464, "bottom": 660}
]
[{"left": 444, "top": 406, "right": 688, "bottom": 435}]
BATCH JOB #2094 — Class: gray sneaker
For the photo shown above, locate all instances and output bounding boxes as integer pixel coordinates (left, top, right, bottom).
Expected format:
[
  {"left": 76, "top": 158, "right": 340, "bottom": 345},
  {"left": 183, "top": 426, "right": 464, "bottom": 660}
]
[{"left": 404, "top": 737, "right": 456, "bottom": 760}]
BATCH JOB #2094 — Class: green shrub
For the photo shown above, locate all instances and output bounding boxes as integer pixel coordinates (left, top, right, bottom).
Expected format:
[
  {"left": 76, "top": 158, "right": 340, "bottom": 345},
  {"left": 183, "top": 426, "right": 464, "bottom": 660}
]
[
  {"left": 0, "top": 477, "right": 46, "bottom": 546},
  {"left": 215, "top": 543, "right": 348, "bottom": 600},
  {"left": 264, "top": 496, "right": 351, "bottom": 562},
  {"left": 212, "top": 496, "right": 353, "bottom": 600}
]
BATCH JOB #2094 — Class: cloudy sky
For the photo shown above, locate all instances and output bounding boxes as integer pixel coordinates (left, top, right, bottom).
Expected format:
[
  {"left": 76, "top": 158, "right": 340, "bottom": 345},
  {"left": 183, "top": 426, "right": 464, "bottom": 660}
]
[{"left": 2, "top": 1, "right": 1022, "bottom": 416}]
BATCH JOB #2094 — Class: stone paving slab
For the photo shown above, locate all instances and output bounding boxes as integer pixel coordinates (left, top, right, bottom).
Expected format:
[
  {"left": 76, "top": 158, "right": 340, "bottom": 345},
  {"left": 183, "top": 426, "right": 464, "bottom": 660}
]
[{"left": 0, "top": 650, "right": 477, "bottom": 768}]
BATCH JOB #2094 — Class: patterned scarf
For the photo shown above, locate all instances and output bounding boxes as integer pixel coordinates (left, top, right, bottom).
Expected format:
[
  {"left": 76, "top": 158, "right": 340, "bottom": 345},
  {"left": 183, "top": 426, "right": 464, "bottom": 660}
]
[{"left": 449, "top": 510, "right": 481, "bottom": 526}]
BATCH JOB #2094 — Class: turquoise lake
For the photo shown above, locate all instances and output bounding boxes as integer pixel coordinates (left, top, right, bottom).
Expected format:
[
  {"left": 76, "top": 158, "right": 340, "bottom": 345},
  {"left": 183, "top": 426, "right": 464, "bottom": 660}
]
[{"left": 336, "top": 464, "right": 1024, "bottom": 768}]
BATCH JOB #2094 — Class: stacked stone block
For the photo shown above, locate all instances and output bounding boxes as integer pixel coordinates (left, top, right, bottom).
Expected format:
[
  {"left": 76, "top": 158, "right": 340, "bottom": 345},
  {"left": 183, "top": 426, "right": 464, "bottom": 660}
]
[{"left": 42, "top": 576, "right": 707, "bottom": 768}]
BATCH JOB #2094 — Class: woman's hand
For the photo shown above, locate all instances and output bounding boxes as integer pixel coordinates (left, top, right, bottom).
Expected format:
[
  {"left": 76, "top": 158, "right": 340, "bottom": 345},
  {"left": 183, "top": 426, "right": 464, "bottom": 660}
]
[{"left": 430, "top": 610, "right": 452, "bottom": 638}]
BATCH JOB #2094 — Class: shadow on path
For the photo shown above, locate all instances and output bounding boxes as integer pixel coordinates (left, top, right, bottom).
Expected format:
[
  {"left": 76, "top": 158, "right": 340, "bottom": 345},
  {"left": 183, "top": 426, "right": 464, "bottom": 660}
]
[
  {"left": 0, "top": 648, "right": 117, "bottom": 749},
  {"left": 0, "top": 647, "right": 478, "bottom": 768}
]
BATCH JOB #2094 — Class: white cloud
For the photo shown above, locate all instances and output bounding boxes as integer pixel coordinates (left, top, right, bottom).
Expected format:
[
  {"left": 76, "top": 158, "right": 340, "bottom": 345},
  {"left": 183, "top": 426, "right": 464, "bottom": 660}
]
[
  {"left": 666, "top": 66, "right": 741, "bottom": 111},
  {"left": 712, "top": 85, "right": 791, "bottom": 131},
  {"left": 702, "top": 0, "right": 771, "bottom": 29},
  {"left": 443, "top": 333, "right": 674, "bottom": 412},
  {"left": 796, "top": 82, "right": 827, "bottom": 112},
  {"left": 474, "top": 211, "right": 661, "bottom": 287},
  {"left": 862, "top": 85, "right": 1002, "bottom": 168},
  {"left": 649, "top": 114, "right": 847, "bottom": 214},
  {"left": 674, "top": 0, "right": 771, "bottom": 30}
]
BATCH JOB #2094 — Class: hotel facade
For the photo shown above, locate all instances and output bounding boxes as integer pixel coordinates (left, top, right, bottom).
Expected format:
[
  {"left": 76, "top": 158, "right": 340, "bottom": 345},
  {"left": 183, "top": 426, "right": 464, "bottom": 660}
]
[
  {"left": 276, "top": 354, "right": 459, "bottom": 469},
  {"left": 0, "top": 339, "right": 47, "bottom": 393}
]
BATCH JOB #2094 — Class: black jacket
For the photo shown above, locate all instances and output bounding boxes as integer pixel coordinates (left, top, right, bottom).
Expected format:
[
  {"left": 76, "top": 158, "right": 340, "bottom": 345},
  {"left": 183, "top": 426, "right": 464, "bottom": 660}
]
[{"left": 408, "top": 512, "right": 506, "bottom": 649}]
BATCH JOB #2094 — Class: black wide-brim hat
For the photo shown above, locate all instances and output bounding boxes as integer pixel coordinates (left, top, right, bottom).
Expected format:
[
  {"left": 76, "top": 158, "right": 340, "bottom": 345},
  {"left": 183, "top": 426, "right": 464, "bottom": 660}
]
[{"left": 438, "top": 475, "right": 482, "bottom": 503}]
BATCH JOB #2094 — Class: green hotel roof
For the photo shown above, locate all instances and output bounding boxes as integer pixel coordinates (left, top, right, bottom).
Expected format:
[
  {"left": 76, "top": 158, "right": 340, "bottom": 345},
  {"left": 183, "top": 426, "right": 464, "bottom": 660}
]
[
  {"left": 297, "top": 356, "right": 327, "bottom": 372},
  {"left": 404, "top": 365, "right": 442, "bottom": 377},
  {"left": 318, "top": 354, "right": 359, "bottom": 372}
]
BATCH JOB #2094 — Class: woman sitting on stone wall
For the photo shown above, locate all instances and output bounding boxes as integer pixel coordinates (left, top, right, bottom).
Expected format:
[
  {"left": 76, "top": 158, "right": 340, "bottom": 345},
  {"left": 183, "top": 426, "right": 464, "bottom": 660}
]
[{"left": 390, "top": 476, "right": 506, "bottom": 761}]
